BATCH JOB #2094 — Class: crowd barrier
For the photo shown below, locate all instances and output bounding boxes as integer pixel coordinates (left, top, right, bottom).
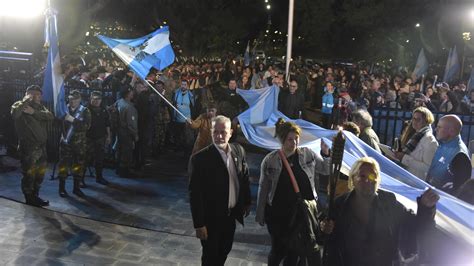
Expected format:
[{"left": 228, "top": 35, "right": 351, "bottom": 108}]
[{"left": 372, "top": 107, "right": 474, "bottom": 147}]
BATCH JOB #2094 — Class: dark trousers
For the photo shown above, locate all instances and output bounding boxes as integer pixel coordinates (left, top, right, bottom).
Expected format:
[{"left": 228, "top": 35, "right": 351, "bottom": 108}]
[
  {"left": 200, "top": 216, "right": 236, "bottom": 266},
  {"left": 87, "top": 137, "right": 105, "bottom": 177},
  {"left": 117, "top": 131, "right": 134, "bottom": 169},
  {"left": 266, "top": 206, "right": 322, "bottom": 266}
]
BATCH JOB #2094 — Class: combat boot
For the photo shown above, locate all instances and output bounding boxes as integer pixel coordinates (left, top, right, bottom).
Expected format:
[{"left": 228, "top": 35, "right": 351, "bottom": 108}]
[
  {"left": 73, "top": 179, "right": 85, "bottom": 197},
  {"left": 59, "top": 179, "right": 68, "bottom": 197},
  {"left": 24, "top": 194, "right": 41, "bottom": 207},
  {"left": 95, "top": 169, "right": 109, "bottom": 185},
  {"left": 33, "top": 189, "right": 49, "bottom": 206}
]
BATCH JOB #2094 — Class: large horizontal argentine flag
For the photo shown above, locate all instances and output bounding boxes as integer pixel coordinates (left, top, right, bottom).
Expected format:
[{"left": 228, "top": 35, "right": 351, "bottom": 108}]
[
  {"left": 98, "top": 26, "right": 175, "bottom": 79},
  {"left": 237, "top": 85, "right": 474, "bottom": 246},
  {"left": 42, "top": 8, "right": 68, "bottom": 118}
]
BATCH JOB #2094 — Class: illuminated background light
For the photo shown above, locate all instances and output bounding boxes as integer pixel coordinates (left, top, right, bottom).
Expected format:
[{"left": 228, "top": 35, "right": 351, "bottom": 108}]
[{"left": 0, "top": 0, "right": 47, "bottom": 18}]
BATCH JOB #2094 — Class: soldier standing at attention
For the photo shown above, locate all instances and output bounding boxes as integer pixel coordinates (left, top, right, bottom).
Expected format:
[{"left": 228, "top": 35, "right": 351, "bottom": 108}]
[
  {"left": 57, "top": 90, "right": 91, "bottom": 197},
  {"left": 116, "top": 86, "right": 139, "bottom": 178},
  {"left": 86, "top": 91, "right": 111, "bottom": 185},
  {"left": 11, "top": 85, "right": 54, "bottom": 206}
]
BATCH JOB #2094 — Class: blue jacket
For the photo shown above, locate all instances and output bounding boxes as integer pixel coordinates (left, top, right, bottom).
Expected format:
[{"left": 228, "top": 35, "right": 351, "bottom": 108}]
[
  {"left": 427, "top": 135, "right": 469, "bottom": 189},
  {"left": 322, "top": 91, "right": 335, "bottom": 114}
]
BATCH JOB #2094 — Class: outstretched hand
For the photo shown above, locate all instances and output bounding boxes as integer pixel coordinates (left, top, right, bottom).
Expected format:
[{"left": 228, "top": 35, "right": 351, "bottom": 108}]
[{"left": 420, "top": 188, "right": 439, "bottom": 208}]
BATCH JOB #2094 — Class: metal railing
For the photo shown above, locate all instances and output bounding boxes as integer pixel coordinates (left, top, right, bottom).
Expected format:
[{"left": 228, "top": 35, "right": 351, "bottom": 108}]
[{"left": 372, "top": 107, "right": 474, "bottom": 147}]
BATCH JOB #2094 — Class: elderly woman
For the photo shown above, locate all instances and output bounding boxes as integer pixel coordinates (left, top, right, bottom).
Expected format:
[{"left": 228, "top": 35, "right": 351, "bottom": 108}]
[
  {"left": 321, "top": 157, "right": 439, "bottom": 266},
  {"left": 256, "top": 118, "right": 330, "bottom": 266},
  {"left": 394, "top": 107, "right": 438, "bottom": 180}
]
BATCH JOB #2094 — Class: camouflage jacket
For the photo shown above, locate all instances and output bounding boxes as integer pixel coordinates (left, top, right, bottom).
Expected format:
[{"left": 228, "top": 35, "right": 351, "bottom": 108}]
[
  {"left": 62, "top": 105, "right": 91, "bottom": 145},
  {"left": 11, "top": 99, "right": 54, "bottom": 147}
]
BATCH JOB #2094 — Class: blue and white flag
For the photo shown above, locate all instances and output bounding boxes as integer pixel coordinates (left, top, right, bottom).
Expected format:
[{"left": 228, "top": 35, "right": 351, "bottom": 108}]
[
  {"left": 238, "top": 85, "right": 474, "bottom": 246},
  {"left": 443, "top": 46, "right": 460, "bottom": 83},
  {"left": 244, "top": 41, "right": 250, "bottom": 67},
  {"left": 42, "top": 8, "right": 67, "bottom": 118},
  {"left": 412, "top": 48, "right": 428, "bottom": 81},
  {"left": 98, "top": 26, "right": 175, "bottom": 79},
  {"left": 467, "top": 67, "right": 474, "bottom": 91}
]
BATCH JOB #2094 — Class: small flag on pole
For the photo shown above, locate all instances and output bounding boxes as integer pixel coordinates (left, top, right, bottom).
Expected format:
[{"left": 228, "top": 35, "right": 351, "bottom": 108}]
[
  {"left": 42, "top": 8, "right": 67, "bottom": 118},
  {"left": 412, "top": 48, "right": 428, "bottom": 81},
  {"left": 98, "top": 26, "right": 175, "bottom": 79},
  {"left": 443, "top": 46, "right": 460, "bottom": 83},
  {"left": 467, "top": 67, "right": 474, "bottom": 91},
  {"left": 244, "top": 41, "right": 250, "bottom": 67}
]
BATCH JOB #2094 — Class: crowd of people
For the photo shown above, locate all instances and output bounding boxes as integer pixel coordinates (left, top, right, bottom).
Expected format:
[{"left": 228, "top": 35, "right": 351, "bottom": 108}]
[{"left": 9, "top": 54, "right": 474, "bottom": 265}]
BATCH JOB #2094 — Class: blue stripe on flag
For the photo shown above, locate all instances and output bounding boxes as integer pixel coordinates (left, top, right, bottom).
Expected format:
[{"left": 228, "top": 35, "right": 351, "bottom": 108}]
[
  {"left": 42, "top": 10, "right": 67, "bottom": 118},
  {"left": 98, "top": 26, "right": 175, "bottom": 79},
  {"left": 237, "top": 85, "right": 474, "bottom": 245}
]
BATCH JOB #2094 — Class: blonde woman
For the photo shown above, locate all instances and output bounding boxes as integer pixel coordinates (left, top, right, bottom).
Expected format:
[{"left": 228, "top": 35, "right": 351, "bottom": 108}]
[{"left": 394, "top": 107, "right": 438, "bottom": 180}]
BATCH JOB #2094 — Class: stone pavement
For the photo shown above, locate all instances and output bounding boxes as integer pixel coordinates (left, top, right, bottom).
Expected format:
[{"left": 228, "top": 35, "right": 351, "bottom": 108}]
[{"left": 0, "top": 149, "right": 271, "bottom": 265}]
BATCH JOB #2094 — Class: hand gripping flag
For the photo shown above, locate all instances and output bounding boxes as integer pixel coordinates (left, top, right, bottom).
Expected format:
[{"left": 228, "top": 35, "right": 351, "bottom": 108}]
[
  {"left": 42, "top": 8, "right": 68, "bottom": 118},
  {"left": 98, "top": 26, "right": 175, "bottom": 79},
  {"left": 237, "top": 85, "right": 474, "bottom": 248}
]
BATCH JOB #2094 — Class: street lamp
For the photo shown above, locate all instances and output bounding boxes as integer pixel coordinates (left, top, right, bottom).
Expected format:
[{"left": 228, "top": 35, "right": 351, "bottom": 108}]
[
  {"left": 415, "top": 23, "right": 420, "bottom": 28},
  {"left": 266, "top": 4, "right": 271, "bottom": 10}
]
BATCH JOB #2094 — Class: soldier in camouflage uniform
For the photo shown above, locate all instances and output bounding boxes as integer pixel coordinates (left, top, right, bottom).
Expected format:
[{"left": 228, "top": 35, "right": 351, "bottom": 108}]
[
  {"left": 11, "top": 85, "right": 54, "bottom": 207},
  {"left": 151, "top": 80, "right": 171, "bottom": 156},
  {"left": 57, "top": 90, "right": 91, "bottom": 197},
  {"left": 116, "top": 86, "right": 139, "bottom": 178}
]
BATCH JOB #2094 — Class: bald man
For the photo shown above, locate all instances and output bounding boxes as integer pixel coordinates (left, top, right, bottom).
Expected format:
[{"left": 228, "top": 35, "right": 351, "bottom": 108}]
[{"left": 426, "top": 115, "right": 470, "bottom": 193}]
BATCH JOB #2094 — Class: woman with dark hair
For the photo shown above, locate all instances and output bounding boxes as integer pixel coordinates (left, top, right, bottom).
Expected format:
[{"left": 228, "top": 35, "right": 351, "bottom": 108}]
[{"left": 256, "top": 118, "right": 330, "bottom": 265}]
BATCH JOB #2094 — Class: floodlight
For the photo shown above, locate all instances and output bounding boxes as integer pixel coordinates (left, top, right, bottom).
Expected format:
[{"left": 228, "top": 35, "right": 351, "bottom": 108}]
[{"left": 0, "top": 0, "right": 47, "bottom": 18}]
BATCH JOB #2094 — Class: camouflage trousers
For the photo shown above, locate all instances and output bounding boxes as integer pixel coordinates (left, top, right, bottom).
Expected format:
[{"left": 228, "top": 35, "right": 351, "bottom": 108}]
[
  {"left": 153, "top": 122, "right": 169, "bottom": 153},
  {"left": 57, "top": 141, "right": 87, "bottom": 181},
  {"left": 19, "top": 144, "right": 47, "bottom": 195}
]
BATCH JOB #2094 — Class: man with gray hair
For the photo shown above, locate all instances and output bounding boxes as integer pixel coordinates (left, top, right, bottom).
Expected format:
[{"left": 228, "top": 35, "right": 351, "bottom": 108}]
[
  {"left": 189, "top": 115, "right": 251, "bottom": 266},
  {"left": 352, "top": 109, "right": 381, "bottom": 153}
]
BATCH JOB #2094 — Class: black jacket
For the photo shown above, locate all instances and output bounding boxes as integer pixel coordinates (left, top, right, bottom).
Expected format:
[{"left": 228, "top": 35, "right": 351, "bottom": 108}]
[
  {"left": 189, "top": 143, "right": 251, "bottom": 228},
  {"left": 326, "top": 189, "right": 436, "bottom": 266}
]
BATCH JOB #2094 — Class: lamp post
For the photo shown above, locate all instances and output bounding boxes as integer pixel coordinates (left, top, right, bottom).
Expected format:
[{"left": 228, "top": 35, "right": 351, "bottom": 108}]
[{"left": 460, "top": 8, "right": 474, "bottom": 79}]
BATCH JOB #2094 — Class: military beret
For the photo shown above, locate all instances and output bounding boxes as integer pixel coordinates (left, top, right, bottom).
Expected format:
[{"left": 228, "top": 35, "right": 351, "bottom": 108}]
[
  {"left": 26, "top": 85, "right": 42, "bottom": 93},
  {"left": 90, "top": 91, "right": 102, "bottom": 98},
  {"left": 68, "top": 90, "right": 82, "bottom": 99}
]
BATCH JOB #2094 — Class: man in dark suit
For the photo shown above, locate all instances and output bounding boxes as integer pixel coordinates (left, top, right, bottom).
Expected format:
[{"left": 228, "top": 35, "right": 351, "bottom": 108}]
[{"left": 189, "top": 115, "right": 251, "bottom": 266}]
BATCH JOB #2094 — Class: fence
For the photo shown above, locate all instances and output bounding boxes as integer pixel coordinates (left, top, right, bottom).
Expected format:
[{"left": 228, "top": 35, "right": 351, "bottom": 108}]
[{"left": 372, "top": 107, "right": 474, "bottom": 147}]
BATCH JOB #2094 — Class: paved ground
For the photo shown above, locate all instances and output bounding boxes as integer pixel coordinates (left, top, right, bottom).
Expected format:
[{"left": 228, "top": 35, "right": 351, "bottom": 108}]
[{"left": 0, "top": 148, "right": 271, "bottom": 265}]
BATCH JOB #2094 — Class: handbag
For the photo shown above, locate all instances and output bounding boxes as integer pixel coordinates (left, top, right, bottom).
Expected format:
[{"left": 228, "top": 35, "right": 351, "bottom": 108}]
[{"left": 278, "top": 149, "right": 321, "bottom": 256}]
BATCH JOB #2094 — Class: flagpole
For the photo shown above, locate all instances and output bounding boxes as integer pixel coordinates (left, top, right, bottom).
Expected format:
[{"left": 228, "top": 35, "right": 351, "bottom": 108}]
[
  {"left": 285, "top": 0, "right": 294, "bottom": 83},
  {"left": 143, "top": 79, "right": 189, "bottom": 122}
]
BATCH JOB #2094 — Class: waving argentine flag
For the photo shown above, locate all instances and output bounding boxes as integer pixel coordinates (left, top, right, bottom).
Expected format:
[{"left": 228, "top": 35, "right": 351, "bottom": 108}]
[
  {"left": 42, "top": 8, "right": 67, "bottom": 118},
  {"left": 412, "top": 48, "right": 428, "bottom": 81},
  {"left": 238, "top": 85, "right": 474, "bottom": 248},
  {"left": 443, "top": 46, "right": 460, "bottom": 83},
  {"left": 98, "top": 26, "right": 175, "bottom": 79}
]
